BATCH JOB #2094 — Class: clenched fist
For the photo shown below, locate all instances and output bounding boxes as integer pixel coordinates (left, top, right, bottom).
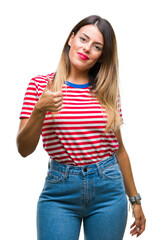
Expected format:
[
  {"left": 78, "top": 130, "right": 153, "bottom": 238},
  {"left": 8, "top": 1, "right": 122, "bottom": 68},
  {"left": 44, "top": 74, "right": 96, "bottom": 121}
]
[{"left": 35, "top": 76, "right": 63, "bottom": 114}]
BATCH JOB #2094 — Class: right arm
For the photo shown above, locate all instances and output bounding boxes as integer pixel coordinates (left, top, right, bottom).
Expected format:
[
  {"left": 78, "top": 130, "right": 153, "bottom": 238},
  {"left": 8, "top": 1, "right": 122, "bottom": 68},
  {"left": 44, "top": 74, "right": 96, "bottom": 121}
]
[{"left": 16, "top": 77, "right": 63, "bottom": 157}]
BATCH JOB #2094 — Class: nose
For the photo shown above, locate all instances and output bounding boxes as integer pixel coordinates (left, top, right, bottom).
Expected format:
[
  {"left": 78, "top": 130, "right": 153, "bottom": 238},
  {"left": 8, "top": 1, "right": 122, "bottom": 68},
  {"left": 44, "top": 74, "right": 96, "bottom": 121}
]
[{"left": 83, "top": 43, "right": 91, "bottom": 52}]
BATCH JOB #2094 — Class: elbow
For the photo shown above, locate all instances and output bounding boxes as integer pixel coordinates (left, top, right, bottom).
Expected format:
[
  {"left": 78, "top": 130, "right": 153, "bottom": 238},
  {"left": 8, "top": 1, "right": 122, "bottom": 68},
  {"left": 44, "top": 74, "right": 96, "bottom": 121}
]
[
  {"left": 17, "top": 147, "right": 33, "bottom": 158},
  {"left": 16, "top": 136, "right": 31, "bottom": 158},
  {"left": 17, "top": 143, "right": 29, "bottom": 158},
  {"left": 18, "top": 149, "right": 29, "bottom": 158}
]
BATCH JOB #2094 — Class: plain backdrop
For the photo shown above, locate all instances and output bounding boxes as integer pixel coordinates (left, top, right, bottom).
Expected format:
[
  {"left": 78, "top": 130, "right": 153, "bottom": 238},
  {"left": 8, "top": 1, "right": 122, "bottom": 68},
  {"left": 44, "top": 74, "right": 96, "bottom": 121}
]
[{"left": 0, "top": 0, "right": 161, "bottom": 239}]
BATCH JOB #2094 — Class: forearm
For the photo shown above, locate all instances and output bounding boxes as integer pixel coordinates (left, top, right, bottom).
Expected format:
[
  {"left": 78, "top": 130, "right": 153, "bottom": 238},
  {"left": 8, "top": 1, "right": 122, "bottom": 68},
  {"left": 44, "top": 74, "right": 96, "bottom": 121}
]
[
  {"left": 17, "top": 106, "right": 46, "bottom": 157},
  {"left": 116, "top": 148, "right": 138, "bottom": 198}
]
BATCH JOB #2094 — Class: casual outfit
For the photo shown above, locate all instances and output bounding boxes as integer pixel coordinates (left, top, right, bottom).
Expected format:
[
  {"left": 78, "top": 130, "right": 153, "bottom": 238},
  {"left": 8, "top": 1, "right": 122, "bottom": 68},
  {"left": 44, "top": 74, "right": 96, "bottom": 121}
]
[{"left": 20, "top": 73, "right": 128, "bottom": 240}]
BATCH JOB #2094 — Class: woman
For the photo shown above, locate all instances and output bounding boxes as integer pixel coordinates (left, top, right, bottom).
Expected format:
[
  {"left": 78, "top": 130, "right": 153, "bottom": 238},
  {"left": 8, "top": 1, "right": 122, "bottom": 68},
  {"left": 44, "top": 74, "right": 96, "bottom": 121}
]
[{"left": 17, "top": 15, "right": 146, "bottom": 240}]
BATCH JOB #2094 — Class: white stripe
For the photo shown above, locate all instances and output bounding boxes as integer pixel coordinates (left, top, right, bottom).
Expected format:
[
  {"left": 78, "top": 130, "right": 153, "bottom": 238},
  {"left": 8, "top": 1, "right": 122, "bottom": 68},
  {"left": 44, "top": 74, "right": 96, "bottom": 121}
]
[
  {"left": 73, "top": 154, "right": 114, "bottom": 164},
  {"left": 51, "top": 113, "right": 106, "bottom": 117},
  {"left": 24, "top": 92, "right": 37, "bottom": 97},
  {"left": 43, "top": 118, "right": 105, "bottom": 123},
  {"left": 45, "top": 141, "right": 117, "bottom": 149},
  {"left": 25, "top": 90, "right": 37, "bottom": 94},
  {"left": 60, "top": 108, "right": 103, "bottom": 112},
  {"left": 44, "top": 134, "right": 116, "bottom": 144},
  {"left": 63, "top": 91, "right": 92, "bottom": 96},
  {"left": 23, "top": 99, "right": 37, "bottom": 104},
  {"left": 20, "top": 114, "right": 30, "bottom": 118},
  {"left": 59, "top": 140, "right": 117, "bottom": 146},
  {"left": 62, "top": 103, "right": 102, "bottom": 107},
  {"left": 43, "top": 134, "right": 58, "bottom": 139},
  {"left": 63, "top": 96, "right": 98, "bottom": 101},
  {"left": 21, "top": 110, "right": 32, "bottom": 114},
  {"left": 45, "top": 145, "right": 115, "bottom": 152},
  {"left": 42, "top": 128, "right": 106, "bottom": 134},
  {"left": 47, "top": 151, "right": 68, "bottom": 156},
  {"left": 45, "top": 133, "right": 101, "bottom": 142},
  {"left": 43, "top": 123, "right": 106, "bottom": 128},
  {"left": 43, "top": 139, "right": 61, "bottom": 144},
  {"left": 21, "top": 104, "right": 35, "bottom": 108}
]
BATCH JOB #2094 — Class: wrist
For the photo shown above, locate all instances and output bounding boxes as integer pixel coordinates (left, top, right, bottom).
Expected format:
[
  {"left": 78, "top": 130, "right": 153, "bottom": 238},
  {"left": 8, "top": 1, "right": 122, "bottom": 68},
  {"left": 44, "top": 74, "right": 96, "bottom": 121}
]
[
  {"left": 35, "top": 101, "right": 46, "bottom": 116},
  {"left": 129, "top": 193, "right": 141, "bottom": 206},
  {"left": 132, "top": 200, "right": 141, "bottom": 205}
]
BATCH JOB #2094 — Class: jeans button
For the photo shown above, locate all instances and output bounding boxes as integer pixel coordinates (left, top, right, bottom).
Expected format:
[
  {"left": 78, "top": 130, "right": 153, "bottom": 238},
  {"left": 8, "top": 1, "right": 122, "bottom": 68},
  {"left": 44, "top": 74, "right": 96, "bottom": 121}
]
[{"left": 83, "top": 167, "right": 87, "bottom": 172}]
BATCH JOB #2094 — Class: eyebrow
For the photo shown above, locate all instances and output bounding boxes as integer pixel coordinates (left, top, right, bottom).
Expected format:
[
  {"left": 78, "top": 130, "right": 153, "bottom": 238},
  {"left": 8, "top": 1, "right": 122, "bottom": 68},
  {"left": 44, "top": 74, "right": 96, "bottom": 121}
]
[{"left": 81, "top": 33, "right": 103, "bottom": 46}]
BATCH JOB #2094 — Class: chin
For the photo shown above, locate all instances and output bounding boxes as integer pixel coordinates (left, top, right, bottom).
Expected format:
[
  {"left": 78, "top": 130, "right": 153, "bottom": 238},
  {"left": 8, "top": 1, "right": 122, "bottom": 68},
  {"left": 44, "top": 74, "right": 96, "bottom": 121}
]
[
  {"left": 70, "top": 62, "right": 90, "bottom": 72},
  {"left": 72, "top": 61, "right": 97, "bottom": 72}
]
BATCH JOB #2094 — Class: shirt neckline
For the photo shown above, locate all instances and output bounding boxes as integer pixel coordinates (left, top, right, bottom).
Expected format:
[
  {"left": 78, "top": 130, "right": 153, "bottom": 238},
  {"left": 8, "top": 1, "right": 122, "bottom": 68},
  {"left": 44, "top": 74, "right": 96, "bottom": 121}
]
[{"left": 65, "top": 80, "right": 91, "bottom": 89}]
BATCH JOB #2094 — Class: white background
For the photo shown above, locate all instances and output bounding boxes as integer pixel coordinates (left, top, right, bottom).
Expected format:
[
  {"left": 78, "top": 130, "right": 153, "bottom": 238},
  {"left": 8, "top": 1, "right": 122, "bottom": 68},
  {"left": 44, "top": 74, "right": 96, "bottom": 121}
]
[{"left": 0, "top": 0, "right": 161, "bottom": 239}]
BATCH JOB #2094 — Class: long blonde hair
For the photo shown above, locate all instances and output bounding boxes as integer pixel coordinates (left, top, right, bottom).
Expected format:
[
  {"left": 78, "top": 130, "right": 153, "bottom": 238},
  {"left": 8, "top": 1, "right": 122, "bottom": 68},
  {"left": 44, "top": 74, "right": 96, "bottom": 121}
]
[{"left": 52, "top": 15, "right": 121, "bottom": 132}]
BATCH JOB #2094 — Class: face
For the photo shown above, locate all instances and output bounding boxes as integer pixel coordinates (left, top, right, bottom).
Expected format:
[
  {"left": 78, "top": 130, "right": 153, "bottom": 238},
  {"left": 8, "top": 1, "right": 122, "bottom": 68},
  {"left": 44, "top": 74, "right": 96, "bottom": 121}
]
[{"left": 68, "top": 24, "right": 104, "bottom": 72}]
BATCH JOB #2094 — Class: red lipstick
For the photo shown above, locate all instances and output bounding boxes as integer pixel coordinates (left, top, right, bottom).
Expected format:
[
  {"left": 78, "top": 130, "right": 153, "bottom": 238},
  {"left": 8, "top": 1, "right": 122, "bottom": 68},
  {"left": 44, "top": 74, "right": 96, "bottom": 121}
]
[{"left": 77, "top": 52, "right": 89, "bottom": 60}]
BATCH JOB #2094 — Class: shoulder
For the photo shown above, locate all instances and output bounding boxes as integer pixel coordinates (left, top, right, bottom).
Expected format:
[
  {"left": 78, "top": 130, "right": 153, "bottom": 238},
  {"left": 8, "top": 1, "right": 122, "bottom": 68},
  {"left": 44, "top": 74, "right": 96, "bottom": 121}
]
[{"left": 31, "top": 72, "right": 55, "bottom": 86}]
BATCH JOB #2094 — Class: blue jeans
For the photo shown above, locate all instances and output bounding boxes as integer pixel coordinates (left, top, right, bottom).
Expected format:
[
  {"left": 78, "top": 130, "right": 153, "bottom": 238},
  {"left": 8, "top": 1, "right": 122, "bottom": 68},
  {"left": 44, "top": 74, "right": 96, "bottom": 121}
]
[{"left": 37, "top": 153, "right": 128, "bottom": 240}]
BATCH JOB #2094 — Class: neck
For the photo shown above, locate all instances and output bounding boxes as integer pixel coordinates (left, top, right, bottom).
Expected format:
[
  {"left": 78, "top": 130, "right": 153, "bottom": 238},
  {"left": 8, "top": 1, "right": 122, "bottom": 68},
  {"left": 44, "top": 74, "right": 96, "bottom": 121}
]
[{"left": 67, "top": 66, "right": 90, "bottom": 84}]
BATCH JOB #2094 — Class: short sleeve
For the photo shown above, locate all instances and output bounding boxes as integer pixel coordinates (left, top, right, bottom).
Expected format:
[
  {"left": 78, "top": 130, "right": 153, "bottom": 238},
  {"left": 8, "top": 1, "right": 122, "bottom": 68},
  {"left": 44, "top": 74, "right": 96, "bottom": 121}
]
[
  {"left": 19, "top": 78, "right": 39, "bottom": 119},
  {"left": 117, "top": 92, "right": 124, "bottom": 125},
  {"left": 19, "top": 73, "right": 54, "bottom": 119}
]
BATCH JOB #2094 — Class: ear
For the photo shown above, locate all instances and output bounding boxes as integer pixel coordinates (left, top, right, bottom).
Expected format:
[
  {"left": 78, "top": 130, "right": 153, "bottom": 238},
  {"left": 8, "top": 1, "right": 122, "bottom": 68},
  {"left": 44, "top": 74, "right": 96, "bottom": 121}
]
[{"left": 68, "top": 32, "right": 75, "bottom": 47}]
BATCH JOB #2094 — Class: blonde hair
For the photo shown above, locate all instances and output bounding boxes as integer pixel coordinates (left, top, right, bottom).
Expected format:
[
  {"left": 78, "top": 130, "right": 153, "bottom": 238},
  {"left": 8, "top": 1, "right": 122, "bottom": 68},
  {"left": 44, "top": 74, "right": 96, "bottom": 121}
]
[{"left": 52, "top": 15, "right": 121, "bottom": 132}]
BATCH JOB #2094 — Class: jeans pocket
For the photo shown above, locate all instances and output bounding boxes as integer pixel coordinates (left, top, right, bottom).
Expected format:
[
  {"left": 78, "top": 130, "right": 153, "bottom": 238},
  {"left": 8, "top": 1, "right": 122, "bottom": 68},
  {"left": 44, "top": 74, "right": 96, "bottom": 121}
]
[
  {"left": 101, "top": 162, "right": 123, "bottom": 180},
  {"left": 45, "top": 169, "right": 64, "bottom": 184}
]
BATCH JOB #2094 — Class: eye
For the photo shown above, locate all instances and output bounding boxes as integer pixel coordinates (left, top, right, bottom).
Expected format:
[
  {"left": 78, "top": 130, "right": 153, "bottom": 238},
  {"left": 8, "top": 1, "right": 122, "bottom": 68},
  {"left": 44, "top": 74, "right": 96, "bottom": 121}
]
[
  {"left": 94, "top": 45, "right": 102, "bottom": 51},
  {"left": 80, "top": 37, "right": 86, "bottom": 42}
]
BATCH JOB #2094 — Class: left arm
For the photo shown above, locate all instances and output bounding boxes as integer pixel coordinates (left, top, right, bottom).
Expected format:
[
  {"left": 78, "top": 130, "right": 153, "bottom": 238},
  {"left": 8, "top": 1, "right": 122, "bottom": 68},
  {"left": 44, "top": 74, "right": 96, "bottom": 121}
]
[
  {"left": 114, "top": 129, "right": 138, "bottom": 198},
  {"left": 115, "top": 128, "right": 146, "bottom": 238}
]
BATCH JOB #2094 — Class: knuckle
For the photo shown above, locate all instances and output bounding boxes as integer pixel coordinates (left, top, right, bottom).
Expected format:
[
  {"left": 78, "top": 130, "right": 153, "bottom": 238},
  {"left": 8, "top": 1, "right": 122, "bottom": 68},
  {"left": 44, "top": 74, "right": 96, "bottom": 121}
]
[{"left": 54, "top": 98, "right": 59, "bottom": 104}]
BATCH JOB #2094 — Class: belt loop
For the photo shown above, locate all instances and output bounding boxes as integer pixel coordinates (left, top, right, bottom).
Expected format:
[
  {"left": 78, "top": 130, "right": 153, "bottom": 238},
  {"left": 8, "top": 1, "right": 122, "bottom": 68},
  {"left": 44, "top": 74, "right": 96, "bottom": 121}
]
[
  {"left": 114, "top": 152, "right": 119, "bottom": 164},
  {"left": 64, "top": 165, "right": 70, "bottom": 179},
  {"left": 96, "top": 162, "right": 103, "bottom": 177}
]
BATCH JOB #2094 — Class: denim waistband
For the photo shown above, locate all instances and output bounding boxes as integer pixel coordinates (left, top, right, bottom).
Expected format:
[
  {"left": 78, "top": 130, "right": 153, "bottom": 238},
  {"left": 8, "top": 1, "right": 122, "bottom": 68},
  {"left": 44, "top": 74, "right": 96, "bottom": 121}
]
[{"left": 49, "top": 153, "right": 119, "bottom": 176}]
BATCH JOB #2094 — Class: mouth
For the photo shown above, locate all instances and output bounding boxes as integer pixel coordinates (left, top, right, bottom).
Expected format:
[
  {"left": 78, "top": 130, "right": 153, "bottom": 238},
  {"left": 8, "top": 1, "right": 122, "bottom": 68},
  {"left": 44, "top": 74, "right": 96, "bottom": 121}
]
[{"left": 77, "top": 52, "right": 89, "bottom": 60}]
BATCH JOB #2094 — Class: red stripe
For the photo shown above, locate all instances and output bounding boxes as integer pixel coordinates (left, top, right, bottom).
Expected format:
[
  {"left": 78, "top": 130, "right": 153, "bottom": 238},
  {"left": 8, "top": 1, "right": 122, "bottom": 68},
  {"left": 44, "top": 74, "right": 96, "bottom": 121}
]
[
  {"left": 44, "top": 140, "right": 118, "bottom": 147},
  {"left": 49, "top": 152, "right": 115, "bottom": 162},
  {"left": 44, "top": 142, "right": 119, "bottom": 149},
  {"left": 63, "top": 102, "right": 99, "bottom": 106},
  {"left": 42, "top": 121, "right": 106, "bottom": 127},
  {"left": 24, "top": 97, "right": 38, "bottom": 101}
]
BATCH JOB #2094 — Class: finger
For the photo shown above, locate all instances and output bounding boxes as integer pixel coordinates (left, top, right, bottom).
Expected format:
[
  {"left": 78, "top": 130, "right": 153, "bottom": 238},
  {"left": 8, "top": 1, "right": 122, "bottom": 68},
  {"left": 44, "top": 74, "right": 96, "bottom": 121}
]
[
  {"left": 130, "top": 226, "right": 137, "bottom": 235},
  {"left": 53, "top": 97, "right": 63, "bottom": 104},
  {"left": 135, "top": 219, "right": 141, "bottom": 233},
  {"left": 46, "top": 105, "right": 63, "bottom": 113},
  {"left": 53, "top": 101, "right": 63, "bottom": 109},
  {"left": 46, "top": 76, "right": 53, "bottom": 90},
  {"left": 131, "top": 222, "right": 142, "bottom": 237},
  {"left": 53, "top": 91, "right": 63, "bottom": 97},
  {"left": 137, "top": 222, "right": 145, "bottom": 236},
  {"left": 57, "top": 105, "right": 63, "bottom": 112},
  {"left": 130, "top": 221, "right": 135, "bottom": 229},
  {"left": 130, "top": 227, "right": 140, "bottom": 237},
  {"left": 52, "top": 105, "right": 63, "bottom": 113}
]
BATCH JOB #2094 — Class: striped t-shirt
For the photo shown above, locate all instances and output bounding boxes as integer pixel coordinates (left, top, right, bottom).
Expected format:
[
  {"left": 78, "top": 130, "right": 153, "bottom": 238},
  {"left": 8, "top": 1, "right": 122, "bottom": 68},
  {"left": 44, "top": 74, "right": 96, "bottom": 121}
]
[{"left": 20, "top": 72, "right": 124, "bottom": 166}]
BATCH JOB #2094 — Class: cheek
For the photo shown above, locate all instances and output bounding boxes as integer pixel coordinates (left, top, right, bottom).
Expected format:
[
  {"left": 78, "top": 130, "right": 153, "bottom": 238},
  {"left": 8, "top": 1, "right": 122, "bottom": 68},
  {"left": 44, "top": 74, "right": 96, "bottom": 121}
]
[
  {"left": 68, "top": 41, "right": 78, "bottom": 58},
  {"left": 68, "top": 47, "right": 75, "bottom": 62},
  {"left": 91, "top": 52, "right": 102, "bottom": 64}
]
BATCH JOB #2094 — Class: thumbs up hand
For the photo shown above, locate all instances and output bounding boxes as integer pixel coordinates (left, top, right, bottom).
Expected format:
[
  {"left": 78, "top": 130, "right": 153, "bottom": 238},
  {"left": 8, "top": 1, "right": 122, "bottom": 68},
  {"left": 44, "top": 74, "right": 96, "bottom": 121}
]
[{"left": 35, "top": 76, "right": 63, "bottom": 114}]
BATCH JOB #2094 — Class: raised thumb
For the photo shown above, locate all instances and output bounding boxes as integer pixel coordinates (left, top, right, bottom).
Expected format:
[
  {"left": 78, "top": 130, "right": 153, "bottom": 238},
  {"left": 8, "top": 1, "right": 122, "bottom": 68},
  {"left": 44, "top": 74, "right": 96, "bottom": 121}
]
[{"left": 46, "top": 76, "right": 53, "bottom": 90}]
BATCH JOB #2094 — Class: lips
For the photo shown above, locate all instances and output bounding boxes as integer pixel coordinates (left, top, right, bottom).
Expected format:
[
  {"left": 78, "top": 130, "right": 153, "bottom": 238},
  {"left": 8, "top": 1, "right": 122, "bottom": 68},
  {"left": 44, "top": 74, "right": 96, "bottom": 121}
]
[{"left": 77, "top": 52, "right": 89, "bottom": 60}]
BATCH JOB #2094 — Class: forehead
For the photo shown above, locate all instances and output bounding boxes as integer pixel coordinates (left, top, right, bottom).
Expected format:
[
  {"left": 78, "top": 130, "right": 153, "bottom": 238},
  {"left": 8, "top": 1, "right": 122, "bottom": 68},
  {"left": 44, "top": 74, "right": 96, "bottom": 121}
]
[{"left": 77, "top": 24, "right": 104, "bottom": 44}]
